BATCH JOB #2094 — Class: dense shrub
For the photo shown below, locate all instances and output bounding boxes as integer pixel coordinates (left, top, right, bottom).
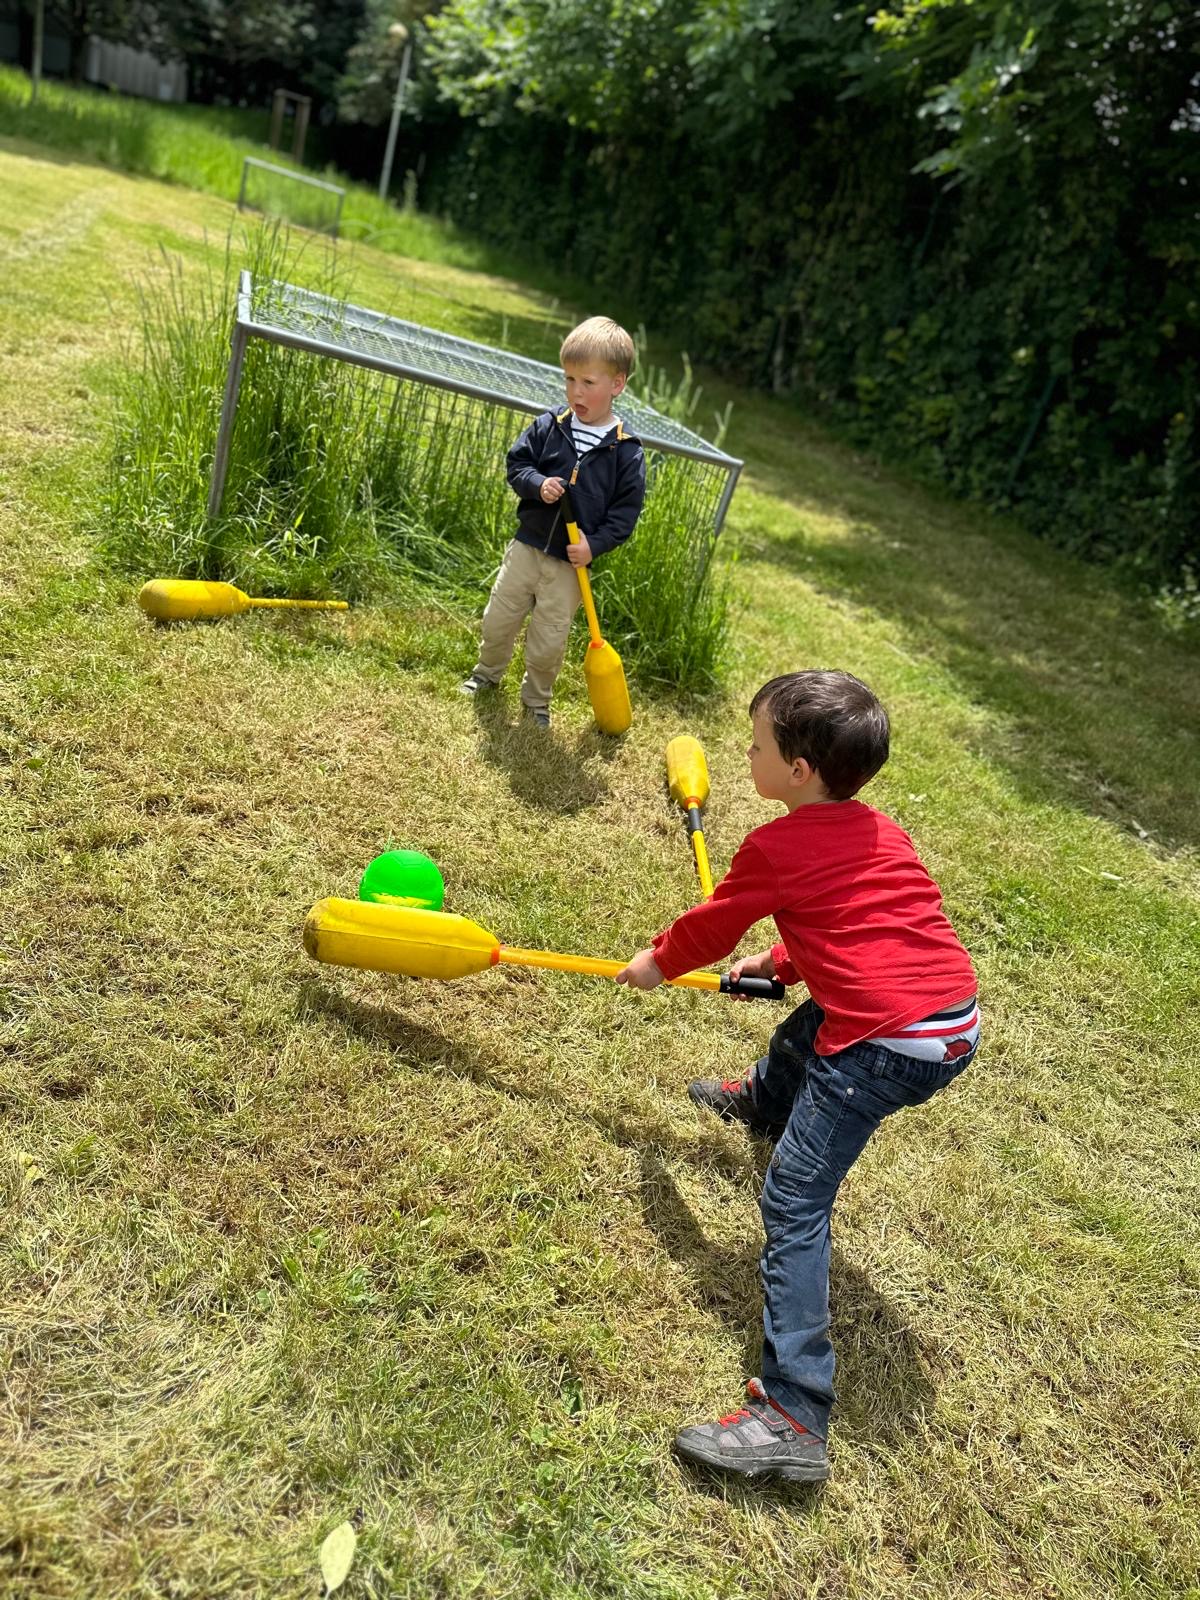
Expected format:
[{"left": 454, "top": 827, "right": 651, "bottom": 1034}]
[{"left": 416, "top": 0, "right": 1199, "bottom": 587}]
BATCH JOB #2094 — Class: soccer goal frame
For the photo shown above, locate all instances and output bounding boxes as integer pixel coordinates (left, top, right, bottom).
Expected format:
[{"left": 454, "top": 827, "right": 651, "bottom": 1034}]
[
  {"left": 207, "top": 272, "right": 743, "bottom": 537},
  {"left": 236, "top": 159, "right": 347, "bottom": 239}
]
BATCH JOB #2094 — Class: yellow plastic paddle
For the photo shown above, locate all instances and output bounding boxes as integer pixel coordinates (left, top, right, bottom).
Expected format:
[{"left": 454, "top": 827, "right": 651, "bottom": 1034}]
[
  {"left": 303, "top": 899, "right": 784, "bottom": 999},
  {"left": 138, "top": 579, "right": 348, "bottom": 622},
  {"left": 666, "top": 734, "right": 715, "bottom": 900}
]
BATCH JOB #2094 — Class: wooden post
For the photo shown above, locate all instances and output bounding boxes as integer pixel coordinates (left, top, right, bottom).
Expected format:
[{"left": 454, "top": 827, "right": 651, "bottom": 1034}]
[
  {"left": 31, "top": 0, "right": 44, "bottom": 105},
  {"left": 269, "top": 88, "right": 285, "bottom": 151},
  {"left": 292, "top": 96, "right": 311, "bottom": 164}
]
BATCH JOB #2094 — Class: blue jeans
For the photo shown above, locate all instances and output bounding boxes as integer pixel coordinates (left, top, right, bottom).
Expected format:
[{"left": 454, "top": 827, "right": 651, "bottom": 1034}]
[{"left": 748, "top": 999, "right": 976, "bottom": 1438}]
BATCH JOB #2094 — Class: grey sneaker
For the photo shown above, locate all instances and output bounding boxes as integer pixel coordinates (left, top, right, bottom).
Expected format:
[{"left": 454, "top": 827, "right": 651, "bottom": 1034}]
[
  {"left": 675, "top": 1379, "right": 829, "bottom": 1482},
  {"left": 688, "top": 1075, "right": 782, "bottom": 1139},
  {"left": 459, "top": 673, "right": 493, "bottom": 696},
  {"left": 524, "top": 706, "right": 551, "bottom": 728}
]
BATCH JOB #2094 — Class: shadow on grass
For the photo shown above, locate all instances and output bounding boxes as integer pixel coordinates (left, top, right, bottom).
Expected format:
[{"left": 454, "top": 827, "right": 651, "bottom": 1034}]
[
  {"left": 470, "top": 687, "right": 621, "bottom": 814},
  {"left": 302, "top": 981, "right": 928, "bottom": 1506},
  {"left": 299, "top": 980, "right": 757, "bottom": 1184},
  {"left": 638, "top": 1150, "right": 940, "bottom": 1457},
  {"left": 740, "top": 451, "right": 1200, "bottom": 854}
]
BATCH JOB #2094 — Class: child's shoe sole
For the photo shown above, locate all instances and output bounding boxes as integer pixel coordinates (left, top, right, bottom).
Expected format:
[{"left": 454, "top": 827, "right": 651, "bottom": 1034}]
[{"left": 674, "top": 1428, "right": 830, "bottom": 1483}]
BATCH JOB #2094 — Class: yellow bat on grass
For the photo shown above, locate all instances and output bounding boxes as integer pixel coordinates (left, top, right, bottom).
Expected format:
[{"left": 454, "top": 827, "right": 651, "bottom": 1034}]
[{"left": 138, "top": 579, "right": 347, "bottom": 622}]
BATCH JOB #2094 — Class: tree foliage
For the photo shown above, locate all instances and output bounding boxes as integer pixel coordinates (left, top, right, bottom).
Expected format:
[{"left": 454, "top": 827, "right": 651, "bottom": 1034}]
[
  {"left": 425, "top": 0, "right": 695, "bottom": 130},
  {"left": 420, "top": 0, "right": 1200, "bottom": 580}
]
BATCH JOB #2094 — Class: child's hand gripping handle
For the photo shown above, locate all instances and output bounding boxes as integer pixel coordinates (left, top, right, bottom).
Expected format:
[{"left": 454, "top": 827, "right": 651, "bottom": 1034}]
[{"left": 720, "top": 974, "right": 787, "bottom": 1000}]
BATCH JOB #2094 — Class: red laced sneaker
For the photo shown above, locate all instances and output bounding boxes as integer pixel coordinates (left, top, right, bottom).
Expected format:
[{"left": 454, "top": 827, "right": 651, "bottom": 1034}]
[
  {"left": 686, "top": 1076, "right": 783, "bottom": 1139},
  {"left": 675, "top": 1379, "right": 830, "bottom": 1482}
]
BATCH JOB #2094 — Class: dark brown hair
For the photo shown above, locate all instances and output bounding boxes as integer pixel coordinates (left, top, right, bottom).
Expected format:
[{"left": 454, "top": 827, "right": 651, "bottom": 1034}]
[{"left": 749, "top": 671, "right": 890, "bottom": 800}]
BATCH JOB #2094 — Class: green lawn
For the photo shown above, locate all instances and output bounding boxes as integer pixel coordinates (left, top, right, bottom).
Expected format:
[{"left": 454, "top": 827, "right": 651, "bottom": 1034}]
[
  {"left": 1, "top": 132, "right": 1198, "bottom": 1600},
  {"left": 0, "top": 65, "right": 595, "bottom": 299}
]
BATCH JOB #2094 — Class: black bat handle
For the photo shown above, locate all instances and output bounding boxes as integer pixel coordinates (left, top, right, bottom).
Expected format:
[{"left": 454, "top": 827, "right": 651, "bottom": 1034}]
[{"left": 719, "top": 975, "right": 786, "bottom": 1001}]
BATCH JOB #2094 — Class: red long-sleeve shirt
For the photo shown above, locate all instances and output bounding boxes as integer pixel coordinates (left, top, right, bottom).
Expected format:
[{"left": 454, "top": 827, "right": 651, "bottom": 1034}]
[{"left": 652, "top": 800, "right": 976, "bottom": 1055}]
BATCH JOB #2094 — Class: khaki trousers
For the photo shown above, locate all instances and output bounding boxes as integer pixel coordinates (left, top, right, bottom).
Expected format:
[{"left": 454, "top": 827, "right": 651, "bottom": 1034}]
[{"left": 473, "top": 539, "right": 582, "bottom": 712}]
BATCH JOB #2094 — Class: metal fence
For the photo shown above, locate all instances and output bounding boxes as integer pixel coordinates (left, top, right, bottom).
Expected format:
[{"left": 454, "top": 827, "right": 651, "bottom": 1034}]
[
  {"left": 208, "top": 272, "right": 743, "bottom": 536},
  {"left": 236, "top": 160, "right": 346, "bottom": 238}
]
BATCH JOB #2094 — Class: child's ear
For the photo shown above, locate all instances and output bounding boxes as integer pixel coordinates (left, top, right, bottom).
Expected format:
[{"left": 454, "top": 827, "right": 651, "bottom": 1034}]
[
  {"left": 789, "top": 756, "right": 814, "bottom": 787},
  {"left": 612, "top": 372, "right": 628, "bottom": 396}
]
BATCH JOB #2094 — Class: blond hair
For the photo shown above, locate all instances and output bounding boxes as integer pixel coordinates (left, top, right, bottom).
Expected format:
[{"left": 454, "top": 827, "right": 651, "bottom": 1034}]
[{"left": 560, "top": 316, "right": 636, "bottom": 378}]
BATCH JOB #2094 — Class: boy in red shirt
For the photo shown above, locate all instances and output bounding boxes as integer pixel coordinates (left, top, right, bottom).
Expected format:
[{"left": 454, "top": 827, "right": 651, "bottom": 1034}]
[{"left": 617, "top": 670, "right": 979, "bottom": 1482}]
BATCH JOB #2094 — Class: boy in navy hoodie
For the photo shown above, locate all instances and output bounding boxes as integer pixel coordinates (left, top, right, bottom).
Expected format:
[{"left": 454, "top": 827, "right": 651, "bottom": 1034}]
[{"left": 460, "top": 318, "right": 646, "bottom": 728}]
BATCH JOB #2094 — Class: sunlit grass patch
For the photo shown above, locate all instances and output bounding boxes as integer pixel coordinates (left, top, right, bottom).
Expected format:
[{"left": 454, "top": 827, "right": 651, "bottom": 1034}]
[{"left": 0, "top": 64, "right": 565, "bottom": 281}]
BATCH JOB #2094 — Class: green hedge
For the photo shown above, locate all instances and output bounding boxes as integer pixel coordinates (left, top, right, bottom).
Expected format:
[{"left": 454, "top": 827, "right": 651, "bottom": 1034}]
[{"left": 418, "top": 101, "right": 1197, "bottom": 591}]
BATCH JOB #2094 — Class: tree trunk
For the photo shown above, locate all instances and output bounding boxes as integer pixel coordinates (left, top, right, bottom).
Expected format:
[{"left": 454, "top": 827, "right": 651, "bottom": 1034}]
[{"left": 67, "top": 0, "right": 91, "bottom": 85}]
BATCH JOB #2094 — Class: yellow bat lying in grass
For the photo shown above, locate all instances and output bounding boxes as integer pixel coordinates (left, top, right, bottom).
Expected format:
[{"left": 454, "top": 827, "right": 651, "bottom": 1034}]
[
  {"left": 666, "top": 734, "right": 715, "bottom": 900},
  {"left": 304, "top": 899, "right": 784, "bottom": 1000},
  {"left": 138, "top": 579, "right": 348, "bottom": 622}
]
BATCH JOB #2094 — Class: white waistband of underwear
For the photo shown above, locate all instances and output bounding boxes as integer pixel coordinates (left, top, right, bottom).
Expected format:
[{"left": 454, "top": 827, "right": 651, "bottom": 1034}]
[{"left": 870, "top": 996, "right": 980, "bottom": 1063}]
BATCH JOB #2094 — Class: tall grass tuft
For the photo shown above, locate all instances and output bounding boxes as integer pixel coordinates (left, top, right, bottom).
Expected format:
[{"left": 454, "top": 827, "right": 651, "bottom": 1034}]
[
  {"left": 0, "top": 65, "right": 270, "bottom": 193},
  {"left": 98, "top": 221, "right": 736, "bottom": 691},
  {"left": 630, "top": 325, "right": 735, "bottom": 454},
  {"left": 99, "top": 225, "right": 399, "bottom": 602},
  {"left": 600, "top": 453, "right": 735, "bottom": 693}
]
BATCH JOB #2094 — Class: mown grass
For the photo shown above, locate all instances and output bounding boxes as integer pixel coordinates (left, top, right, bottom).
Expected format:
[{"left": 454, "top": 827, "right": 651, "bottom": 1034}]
[
  {"left": 2, "top": 138, "right": 1199, "bottom": 1600},
  {"left": 0, "top": 65, "right": 575, "bottom": 283}
]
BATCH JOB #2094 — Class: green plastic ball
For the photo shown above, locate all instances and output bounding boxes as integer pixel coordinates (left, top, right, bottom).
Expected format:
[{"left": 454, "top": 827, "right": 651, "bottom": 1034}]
[{"left": 358, "top": 850, "right": 445, "bottom": 910}]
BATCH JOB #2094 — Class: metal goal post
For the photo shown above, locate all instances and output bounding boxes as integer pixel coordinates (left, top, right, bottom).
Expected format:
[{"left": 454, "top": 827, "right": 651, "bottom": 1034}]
[
  {"left": 236, "top": 160, "right": 347, "bottom": 239},
  {"left": 207, "top": 272, "right": 743, "bottom": 537}
]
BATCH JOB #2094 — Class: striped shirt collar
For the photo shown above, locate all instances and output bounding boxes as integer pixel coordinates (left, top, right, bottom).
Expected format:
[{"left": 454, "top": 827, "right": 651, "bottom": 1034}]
[{"left": 556, "top": 407, "right": 629, "bottom": 442}]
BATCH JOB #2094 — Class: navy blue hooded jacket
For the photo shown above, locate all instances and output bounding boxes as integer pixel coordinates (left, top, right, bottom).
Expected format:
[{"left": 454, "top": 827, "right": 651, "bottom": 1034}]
[{"left": 506, "top": 408, "right": 646, "bottom": 563}]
